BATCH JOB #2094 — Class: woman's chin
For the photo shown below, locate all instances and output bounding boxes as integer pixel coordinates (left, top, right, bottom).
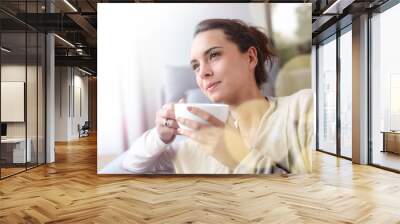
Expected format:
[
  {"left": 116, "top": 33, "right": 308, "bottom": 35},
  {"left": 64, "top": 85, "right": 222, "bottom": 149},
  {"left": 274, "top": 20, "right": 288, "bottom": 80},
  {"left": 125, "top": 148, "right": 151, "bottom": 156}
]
[{"left": 208, "top": 93, "right": 224, "bottom": 103}]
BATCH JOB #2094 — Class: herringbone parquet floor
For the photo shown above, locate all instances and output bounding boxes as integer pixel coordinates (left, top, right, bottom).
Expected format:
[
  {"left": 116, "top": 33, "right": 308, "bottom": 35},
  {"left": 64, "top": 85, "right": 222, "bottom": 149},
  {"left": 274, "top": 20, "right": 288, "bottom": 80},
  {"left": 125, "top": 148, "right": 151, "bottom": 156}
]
[{"left": 1, "top": 134, "right": 400, "bottom": 223}]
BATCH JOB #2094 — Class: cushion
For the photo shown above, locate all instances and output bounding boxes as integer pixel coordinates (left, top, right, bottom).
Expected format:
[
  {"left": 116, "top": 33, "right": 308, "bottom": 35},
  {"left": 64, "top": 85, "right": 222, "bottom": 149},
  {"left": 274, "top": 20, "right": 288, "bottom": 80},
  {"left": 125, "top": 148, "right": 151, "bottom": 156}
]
[
  {"left": 184, "top": 88, "right": 211, "bottom": 103},
  {"left": 163, "top": 66, "right": 197, "bottom": 103}
]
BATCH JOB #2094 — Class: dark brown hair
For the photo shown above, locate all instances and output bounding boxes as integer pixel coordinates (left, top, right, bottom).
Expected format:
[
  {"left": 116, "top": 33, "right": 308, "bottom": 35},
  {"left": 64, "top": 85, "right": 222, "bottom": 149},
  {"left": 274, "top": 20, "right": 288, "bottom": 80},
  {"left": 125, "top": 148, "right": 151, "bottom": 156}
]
[{"left": 194, "top": 19, "right": 275, "bottom": 88}]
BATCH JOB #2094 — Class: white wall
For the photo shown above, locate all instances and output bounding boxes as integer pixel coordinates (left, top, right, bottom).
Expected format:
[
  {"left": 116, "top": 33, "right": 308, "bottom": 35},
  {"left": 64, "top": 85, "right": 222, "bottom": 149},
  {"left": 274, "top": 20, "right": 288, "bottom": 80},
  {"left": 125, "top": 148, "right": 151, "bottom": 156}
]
[
  {"left": 1, "top": 65, "right": 38, "bottom": 137},
  {"left": 55, "top": 67, "right": 89, "bottom": 141},
  {"left": 1, "top": 64, "right": 46, "bottom": 163},
  {"left": 72, "top": 72, "right": 89, "bottom": 137},
  {"left": 55, "top": 66, "right": 68, "bottom": 141},
  {"left": 1, "top": 66, "right": 26, "bottom": 129}
]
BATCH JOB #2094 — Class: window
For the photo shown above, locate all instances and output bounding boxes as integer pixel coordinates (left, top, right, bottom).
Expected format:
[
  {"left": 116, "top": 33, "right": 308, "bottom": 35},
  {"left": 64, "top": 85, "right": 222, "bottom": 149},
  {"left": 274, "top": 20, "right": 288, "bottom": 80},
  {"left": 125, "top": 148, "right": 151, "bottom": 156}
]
[
  {"left": 371, "top": 2, "right": 400, "bottom": 171},
  {"left": 317, "top": 36, "right": 337, "bottom": 154},
  {"left": 339, "top": 28, "right": 352, "bottom": 158},
  {"left": 0, "top": 2, "right": 47, "bottom": 179}
]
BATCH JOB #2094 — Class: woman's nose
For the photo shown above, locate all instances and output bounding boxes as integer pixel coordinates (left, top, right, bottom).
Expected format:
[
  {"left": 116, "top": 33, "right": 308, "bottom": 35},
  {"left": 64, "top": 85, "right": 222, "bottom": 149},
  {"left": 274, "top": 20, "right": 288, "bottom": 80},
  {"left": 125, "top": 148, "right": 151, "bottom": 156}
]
[{"left": 198, "top": 63, "right": 212, "bottom": 79}]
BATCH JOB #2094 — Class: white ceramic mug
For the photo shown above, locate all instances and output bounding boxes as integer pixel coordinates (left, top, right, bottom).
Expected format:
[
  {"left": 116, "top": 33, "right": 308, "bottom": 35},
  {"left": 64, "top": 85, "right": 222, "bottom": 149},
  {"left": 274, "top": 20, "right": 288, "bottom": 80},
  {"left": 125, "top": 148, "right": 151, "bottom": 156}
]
[{"left": 174, "top": 103, "right": 229, "bottom": 130}]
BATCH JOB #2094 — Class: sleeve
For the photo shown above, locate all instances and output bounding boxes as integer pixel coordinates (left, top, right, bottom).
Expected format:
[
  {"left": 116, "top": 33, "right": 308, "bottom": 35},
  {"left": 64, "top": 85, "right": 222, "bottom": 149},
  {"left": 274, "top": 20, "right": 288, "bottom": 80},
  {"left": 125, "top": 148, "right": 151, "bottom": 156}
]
[
  {"left": 122, "top": 128, "right": 176, "bottom": 173},
  {"left": 289, "top": 89, "right": 314, "bottom": 173}
]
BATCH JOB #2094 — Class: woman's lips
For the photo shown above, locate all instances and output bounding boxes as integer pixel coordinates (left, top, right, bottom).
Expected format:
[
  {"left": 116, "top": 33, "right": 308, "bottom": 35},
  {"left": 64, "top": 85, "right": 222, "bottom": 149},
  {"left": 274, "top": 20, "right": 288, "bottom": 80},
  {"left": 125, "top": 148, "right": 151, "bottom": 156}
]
[{"left": 206, "top": 81, "right": 221, "bottom": 92}]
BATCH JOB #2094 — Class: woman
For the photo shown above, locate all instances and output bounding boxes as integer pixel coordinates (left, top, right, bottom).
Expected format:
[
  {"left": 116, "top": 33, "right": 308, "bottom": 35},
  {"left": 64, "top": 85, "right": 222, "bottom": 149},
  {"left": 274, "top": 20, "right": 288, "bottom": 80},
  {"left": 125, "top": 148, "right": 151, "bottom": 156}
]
[{"left": 123, "top": 19, "right": 313, "bottom": 174}]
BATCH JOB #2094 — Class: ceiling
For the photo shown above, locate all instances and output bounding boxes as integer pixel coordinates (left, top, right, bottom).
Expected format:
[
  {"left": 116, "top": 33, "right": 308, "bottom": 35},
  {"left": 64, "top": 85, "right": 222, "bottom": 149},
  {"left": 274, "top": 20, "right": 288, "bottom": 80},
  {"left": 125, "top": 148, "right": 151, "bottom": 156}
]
[
  {"left": 0, "top": 0, "right": 103, "bottom": 74},
  {"left": 311, "top": 0, "right": 390, "bottom": 43},
  {"left": 0, "top": 0, "right": 392, "bottom": 75}
]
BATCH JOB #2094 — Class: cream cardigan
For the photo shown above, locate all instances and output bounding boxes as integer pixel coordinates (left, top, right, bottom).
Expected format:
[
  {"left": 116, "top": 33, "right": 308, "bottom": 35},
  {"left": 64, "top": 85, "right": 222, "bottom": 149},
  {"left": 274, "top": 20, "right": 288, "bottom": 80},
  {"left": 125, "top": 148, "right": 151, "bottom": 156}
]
[{"left": 123, "top": 89, "right": 314, "bottom": 174}]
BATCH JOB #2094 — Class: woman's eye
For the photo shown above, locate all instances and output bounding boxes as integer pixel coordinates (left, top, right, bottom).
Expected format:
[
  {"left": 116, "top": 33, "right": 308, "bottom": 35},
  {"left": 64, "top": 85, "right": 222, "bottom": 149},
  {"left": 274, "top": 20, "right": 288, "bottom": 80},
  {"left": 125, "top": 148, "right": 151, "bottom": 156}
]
[
  {"left": 210, "top": 52, "right": 220, "bottom": 59},
  {"left": 192, "top": 64, "right": 199, "bottom": 71}
]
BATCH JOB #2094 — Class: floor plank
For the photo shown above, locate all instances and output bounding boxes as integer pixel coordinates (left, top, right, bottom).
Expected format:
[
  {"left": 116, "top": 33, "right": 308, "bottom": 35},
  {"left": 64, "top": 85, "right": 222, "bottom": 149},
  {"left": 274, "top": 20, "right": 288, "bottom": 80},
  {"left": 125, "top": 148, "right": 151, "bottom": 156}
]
[{"left": 1, "top": 134, "right": 400, "bottom": 223}]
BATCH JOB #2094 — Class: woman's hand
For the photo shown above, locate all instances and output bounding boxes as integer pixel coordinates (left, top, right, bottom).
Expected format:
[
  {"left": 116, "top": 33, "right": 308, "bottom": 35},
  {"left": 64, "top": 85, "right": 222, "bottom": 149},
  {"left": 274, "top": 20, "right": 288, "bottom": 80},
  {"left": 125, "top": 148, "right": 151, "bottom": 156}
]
[
  {"left": 177, "top": 106, "right": 250, "bottom": 170},
  {"left": 155, "top": 100, "right": 184, "bottom": 144}
]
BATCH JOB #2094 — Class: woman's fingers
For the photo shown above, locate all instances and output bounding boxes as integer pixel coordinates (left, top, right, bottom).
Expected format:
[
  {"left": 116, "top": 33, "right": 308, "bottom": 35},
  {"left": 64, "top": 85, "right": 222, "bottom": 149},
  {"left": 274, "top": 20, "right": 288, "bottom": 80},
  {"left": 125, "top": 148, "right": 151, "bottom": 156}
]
[
  {"left": 178, "top": 127, "right": 221, "bottom": 148},
  {"left": 178, "top": 97, "right": 186, "bottom": 103},
  {"left": 159, "top": 103, "right": 175, "bottom": 119},
  {"left": 158, "top": 110, "right": 176, "bottom": 120},
  {"left": 156, "top": 116, "right": 179, "bottom": 129},
  {"left": 177, "top": 128, "right": 207, "bottom": 144},
  {"left": 177, "top": 117, "right": 208, "bottom": 130},
  {"left": 187, "top": 106, "right": 224, "bottom": 127},
  {"left": 155, "top": 102, "right": 179, "bottom": 128},
  {"left": 176, "top": 128, "right": 191, "bottom": 138}
]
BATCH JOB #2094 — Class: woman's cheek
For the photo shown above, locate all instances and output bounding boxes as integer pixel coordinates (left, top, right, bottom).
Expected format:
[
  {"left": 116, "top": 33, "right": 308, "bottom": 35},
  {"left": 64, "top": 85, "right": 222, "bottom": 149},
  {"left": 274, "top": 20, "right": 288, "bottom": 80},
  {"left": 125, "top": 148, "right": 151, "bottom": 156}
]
[
  {"left": 196, "top": 78, "right": 205, "bottom": 92},
  {"left": 215, "top": 60, "right": 230, "bottom": 75}
]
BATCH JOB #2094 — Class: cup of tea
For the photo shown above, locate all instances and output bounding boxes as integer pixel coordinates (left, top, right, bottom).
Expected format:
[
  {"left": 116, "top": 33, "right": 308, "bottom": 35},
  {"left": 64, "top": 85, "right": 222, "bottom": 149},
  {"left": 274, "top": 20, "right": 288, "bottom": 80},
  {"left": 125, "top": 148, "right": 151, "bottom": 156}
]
[{"left": 174, "top": 103, "right": 229, "bottom": 130}]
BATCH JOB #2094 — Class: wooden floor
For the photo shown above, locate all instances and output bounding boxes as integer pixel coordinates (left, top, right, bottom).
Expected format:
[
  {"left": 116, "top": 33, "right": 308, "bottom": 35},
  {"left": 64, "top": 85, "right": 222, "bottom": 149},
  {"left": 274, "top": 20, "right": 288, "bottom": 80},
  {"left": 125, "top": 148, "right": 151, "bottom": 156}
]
[
  {"left": 1, "top": 134, "right": 400, "bottom": 223},
  {"left": 373, "top": 150, "right": 400, "bottom": 171},
  {"left": 1, "top": 163, "right": 45, "bottom": 178},
  {"left": 1, "top": 167, "right": 26, "bottom": 178}
]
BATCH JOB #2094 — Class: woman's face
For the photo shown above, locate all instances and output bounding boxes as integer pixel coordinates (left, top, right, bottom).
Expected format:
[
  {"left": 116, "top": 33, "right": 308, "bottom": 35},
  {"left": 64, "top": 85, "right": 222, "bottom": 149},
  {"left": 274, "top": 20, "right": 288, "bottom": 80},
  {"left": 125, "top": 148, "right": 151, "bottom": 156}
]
[{"left": 190, "top": 29, "right": 255, "bottom": 104}]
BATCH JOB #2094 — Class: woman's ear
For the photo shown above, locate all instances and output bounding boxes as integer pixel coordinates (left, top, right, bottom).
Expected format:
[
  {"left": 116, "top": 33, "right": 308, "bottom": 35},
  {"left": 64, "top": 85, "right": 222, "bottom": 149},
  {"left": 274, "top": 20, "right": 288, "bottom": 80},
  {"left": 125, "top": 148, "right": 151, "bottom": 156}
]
[{"left": 247, "top": 46, "right": 258, "bottom": 70}]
